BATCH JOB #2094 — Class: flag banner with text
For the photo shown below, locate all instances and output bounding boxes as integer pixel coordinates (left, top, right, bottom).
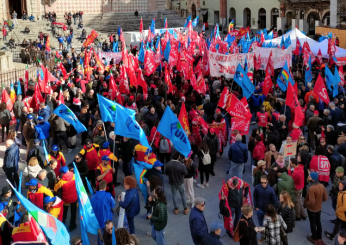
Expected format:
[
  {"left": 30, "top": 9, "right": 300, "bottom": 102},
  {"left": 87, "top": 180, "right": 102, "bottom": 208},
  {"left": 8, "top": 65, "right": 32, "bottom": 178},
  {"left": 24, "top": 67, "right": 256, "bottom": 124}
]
[{"left": 254, "top": 45, "right": 292, "bottom": 70}]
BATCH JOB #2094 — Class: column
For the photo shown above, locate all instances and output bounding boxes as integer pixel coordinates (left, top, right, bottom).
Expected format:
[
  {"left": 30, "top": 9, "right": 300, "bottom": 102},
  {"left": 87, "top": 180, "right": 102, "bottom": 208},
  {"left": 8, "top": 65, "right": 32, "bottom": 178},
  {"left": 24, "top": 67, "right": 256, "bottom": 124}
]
[
  {"left": 299, "top": 19, "right": 308, "bottom": 33},
  {"left": 219, "top": 0, "right": 227, "bottom": 26},
  {"left": 315, "top": 20, "right": 321, "bottom": 28},
  {"left": 277, "top": 17, "right": 286, "bottom": 31},
  {"left": 26, "top": 0, "right": 31, "bottom": 15},
  {"left": 292, "top": 19, "right": 299, "bottom": 29},
  {"left": 330, "top": 0, "right": 337, "bottom": 28}
]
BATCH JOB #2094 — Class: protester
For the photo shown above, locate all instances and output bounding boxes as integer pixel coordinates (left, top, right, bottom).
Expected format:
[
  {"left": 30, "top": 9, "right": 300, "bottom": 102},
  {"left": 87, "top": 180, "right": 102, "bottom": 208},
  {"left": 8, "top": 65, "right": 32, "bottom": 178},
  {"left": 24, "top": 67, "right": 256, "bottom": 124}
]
[
  {"left": 200, "top": 222, "right": 223, "bottom": 245},
  {"left": 277, "top": 168, "right": 295, "bottom": 202},
  {"left": 48, "top": 144, "right": 66, "bottom": 176},
  {"left": 3, "top": 139, "right": 20, "bottom": 189},
  {"left": 44, "top": 196, "right": 64, "bottom": 221},
  {"left": 148, "top": 187, "right": 167, "bottom": 245},
  {"left": 80, "top": 139, "right": 99, "bottom": 187},
  {"left": 203, "top": 128, "right": 219, "bottom": 176},
  {"left": 27, "top": 139, "right": 46, "bottom": 168},
  {"left": 228, "top": 134, "right": 248, "bottom": 179},
  {"left": 26, "top": 178, "right": 54, "bottom": 209},
  {"left": 278, "top": 191, "right": 295, "bottom": 233},
  {"left": 183, "top": 153, "right": 196, "bottom": 207},
  {"left": 115, "top": 228, "right": 139, "bottom": 245},
  {"left": 189, "top": 197, "right": 208, "bottom": 245},
  {"left": 45, "top": 159, "right": 58, "bottom": 190},
  {"left": 0, "top": 186, "right": 19, "bottom": 224},
  {"left": 0, "top": 103, "right": 12, "bottom": 142},
  {"left": 237, "top": 203, "right": 258, "bottom": 245},
  {"left": 253, "top": 160, "right": 267, "bottom": 186},
  {"left": 261, "top": 204, "right": 287, "bottom": 244},
  {"left": 96, "top": 155, "right": 116, "bottom": 197},
  {"left": 197, "top": 141, "right": 211, "bottom": 188}
]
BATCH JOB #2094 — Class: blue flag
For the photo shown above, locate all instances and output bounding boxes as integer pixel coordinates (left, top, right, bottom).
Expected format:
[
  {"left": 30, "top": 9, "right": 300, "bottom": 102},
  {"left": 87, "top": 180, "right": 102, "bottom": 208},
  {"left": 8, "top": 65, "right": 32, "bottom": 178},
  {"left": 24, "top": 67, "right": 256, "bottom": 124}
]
[
  {"left": 335, "top": 66, "right": 341, "bottom": 87},
  {"left": 10, "top": 184, "right": 70, "bottom": 245},
  {"left": 155, "top": 38, "right": 160, "bottom": 50},
  {"left": 150, "top": 19, "right": 155, "bottom": 34},
  {"left": 138, "top": 42, "right": 145, "bottom": 63},
  {"left": 234, "top": 63, "right": 255, "bottom": 99},
  {"left": 184, "top": 15, "right": 191, "bottom": 27},
  {"left": 333, "top": 84, "right": 339, "bottom": 97},
  {"left": 325, "top": 65, "right": 334, "bottom": 91},
  {"left": 164, "top": 39, "right": 171, "bottom": 61},
  {"left": 74, "top": 163, "right": 100, "bottom": 238},
  {"left": 97, "top": 94, "right": 150, "bottom": 148},
  {"left": 112, "top": 41, "right": 118, "bottom": 52},
  {"left": 280, "top": 36, "right": 285, "bottom": 46},
  {"left": 157, "top": 107, "right": 191, "bottom": 157},
  {"left": 85, "top": 177, "right": 94, "bottom": 196},
  {"left": 53, "top": 104, "right": 87, "bottom": 133},
  {"left": 43, "top": 141, "right": 49, "bottom": 163},
  {"left": 192, "top": 16, "right": 199, "bottom": 27},
  {"left": 305, "top": 55, "right": 312, "bottom": 86},
  {"left": 277, "top": 61, "right": 294, "bottom": 92},
  {"left": 267, "top": 31, "right": 273, "bottom": 40},
  {"left": 133, "top": 161, "right": 153, "bottom": 201},
  {"left": 117, "top": 27, "right": 122, "bottom": 37},
  {"left": 284, "top": 35, "right": 291, "bottom": 48},
  {"left": 112, "top": 226, "right": 117, "bottom": 245},
  {"left": 16, "top": 80, "right": 22, "bottom": 95},
  {"left": 244, "top": 56, "right": 248, "bottom": 73}
]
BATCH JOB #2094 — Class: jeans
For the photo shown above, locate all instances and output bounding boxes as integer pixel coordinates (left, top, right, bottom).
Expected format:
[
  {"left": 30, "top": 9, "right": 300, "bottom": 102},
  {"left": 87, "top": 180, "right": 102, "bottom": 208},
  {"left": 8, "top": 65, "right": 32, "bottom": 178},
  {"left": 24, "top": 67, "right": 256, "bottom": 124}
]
[
  {"left": 15, "top": 119, "right": 20, "bottom": 131},
  {"left": 256, "top": 209, "right": 265, "bottom": 226},
  {"left": 128, "top": 217, "right": 135, "bottom": 234},
  {"left": 229, "top": 163, "right": 244, "bottom": 179},
  {"left": 152, "top": 224, "right": 165, "bottom": 245},
  {"left": 170, "top": 184, "right": 187, "bottom": 210},
  {"left": 307, "top": 210, "right": 322, "bottom": 240},
  {"left": 231, "top": 207, "right": 242, "bottom": 229},
  {"left": 63, "top": 200, "right": 77, "bottom": 227},
  {"left": 67, "top": 42, "right": 72, "bottom": 50}
]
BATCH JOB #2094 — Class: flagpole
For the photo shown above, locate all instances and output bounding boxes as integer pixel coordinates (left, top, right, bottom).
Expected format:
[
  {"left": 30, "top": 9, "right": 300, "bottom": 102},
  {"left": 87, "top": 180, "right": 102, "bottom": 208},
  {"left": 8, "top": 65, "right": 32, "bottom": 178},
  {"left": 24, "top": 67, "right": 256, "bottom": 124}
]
[
  {"left": 102, "top": 122, "right": 108, "bottom": 141},
  {"left": 150, "top": 130, "right": 158, "bottom": 147}
]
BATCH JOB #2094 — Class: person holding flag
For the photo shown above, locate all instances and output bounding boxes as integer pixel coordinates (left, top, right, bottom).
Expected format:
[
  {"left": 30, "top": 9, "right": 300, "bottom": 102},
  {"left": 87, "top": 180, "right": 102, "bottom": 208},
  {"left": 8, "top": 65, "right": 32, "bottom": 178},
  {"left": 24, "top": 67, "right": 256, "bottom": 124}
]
[
  {"left": 96, "top": 156, "right": 116, "bottom": 197},
  {"left": 44, "top": 196, "right": 64, "bottom": 221},
  {"left": 12, "top": 213, "right": 47, "bottom": 242}
]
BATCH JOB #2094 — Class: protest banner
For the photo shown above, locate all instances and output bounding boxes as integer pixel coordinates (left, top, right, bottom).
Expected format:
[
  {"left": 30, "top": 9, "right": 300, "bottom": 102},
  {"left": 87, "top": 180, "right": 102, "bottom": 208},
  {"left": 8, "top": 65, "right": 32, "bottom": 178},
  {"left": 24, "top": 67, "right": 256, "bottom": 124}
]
[
  {"left": 83, "top": 30, "right": 98, "bottom": 47},
  {"left": 283, "top": 142, "right": 297, "bottom": 157},
  {"left": 254, "top": 45, "right": 292, "bottom": 70},
  {"left": 97, "top": 52, "right": 123, "bottom": 64},
  {"left": 209, "top": 51, "right": 254, "bottom": 78}
]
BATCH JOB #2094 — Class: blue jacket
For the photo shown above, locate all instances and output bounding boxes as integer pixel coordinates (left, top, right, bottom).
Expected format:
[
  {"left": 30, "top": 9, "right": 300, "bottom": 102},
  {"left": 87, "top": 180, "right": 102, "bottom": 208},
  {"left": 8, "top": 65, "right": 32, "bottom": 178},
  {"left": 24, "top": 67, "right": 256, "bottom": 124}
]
[
  {"left": 58, "top": 37, "right": 64, "bottom": 43},
  {"left": 3, "top": 143, "right": 19, "bottom": 171},
  {"left": 38, "top": 106, "right": 51, "bottom": 122},
  {"left": 189, "top": 207, "right": 208, "bottom": 245},
  {"left": 228, "top": 141, "right": 248, "bottom": 164},
  {"left": 330, "top": 107, "right": 341, "bottom": 126},
  {"left": 90, "top": 190, "right": 116, "bottom": 229},
  {"left": 35, "top": 121, "right": 50, "bottom": 139},
  {"left": 119, "top": 188, "right": 140, "bottom": 218},
  {"left": 253, "top": 184, "right": 277, "bottom": 211}
]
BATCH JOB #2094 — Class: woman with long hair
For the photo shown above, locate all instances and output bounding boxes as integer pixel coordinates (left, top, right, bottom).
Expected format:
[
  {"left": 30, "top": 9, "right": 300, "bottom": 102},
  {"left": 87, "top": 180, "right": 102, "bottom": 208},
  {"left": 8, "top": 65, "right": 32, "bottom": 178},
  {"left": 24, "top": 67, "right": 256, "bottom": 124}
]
[
  {"left": 197, "top": 141, "right": 211, "bottom": 189},
  {"left": 278, "top": 191, "right": 295, "bottom": 233},
  {"left": 148, "top": 187, "right": 168, "bottom": 245},
  {"left": 253, "top": 160, "right": 267, "bottom": 187},
  {"left": 262, "top": 204, "right": 287, "bottom": 245},
  {"left": 115, "top": 228, "right": 139, "bottom": 245},
  {"left": 0, "top": 102, "right": 11, "bottom": 142},
  {"left": 183, "top": 152, "right": 196, "bottom": 206}
]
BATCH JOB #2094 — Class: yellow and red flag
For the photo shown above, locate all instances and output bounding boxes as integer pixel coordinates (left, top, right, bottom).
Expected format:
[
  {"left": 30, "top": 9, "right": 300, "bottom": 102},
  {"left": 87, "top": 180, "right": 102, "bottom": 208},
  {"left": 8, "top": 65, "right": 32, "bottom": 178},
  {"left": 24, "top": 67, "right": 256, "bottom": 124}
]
[
  {"left": 45, "top": 35, "right": 51, "bottom": 52},
  {"left": 2, "top": 85, "right": 13, "bottom": 111},
  {"left": 178, "top": 102, "right": 190, "bottom": 135}
]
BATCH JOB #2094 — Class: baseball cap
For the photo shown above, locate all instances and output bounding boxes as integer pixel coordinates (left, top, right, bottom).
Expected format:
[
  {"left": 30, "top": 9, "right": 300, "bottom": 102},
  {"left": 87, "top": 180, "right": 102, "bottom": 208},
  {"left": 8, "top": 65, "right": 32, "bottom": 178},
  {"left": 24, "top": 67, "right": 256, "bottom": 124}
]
[
  {"left": 27, "top": 114, "right": 33, "bottom": 119},
  {"left": 25, "top": 178, "right": 38, "bottom": 186},
  {"left": 210, "top": 128, "right": 215, "bottom": 133},
  {"left": 1, "top": 186, "right": 11, "bottom": 196},
  {"left": 52, "top": 145, "right": 59, "bottom": 151},
  {"left": 153, "top": 160, "right": 163, "bottom": 167},
  {"left": 102, "top": 142, "right": 109, "bottom": 149},
  {"left": 102, "top": 155, "right": 110, "bottom": 161},
  {"left": 210, "top": 222, "right": 223, "bottom": 232},
  {"left": 336, "top": 166, "right": 344, "bottom": 173},
  {"left": 60, "top": 166, "right": 69, "bottom": 174},
  {"left": 314, "top": 110, "right": 319, "bottom": 115},
  {"left": 37, "top": 116, "right": 44, "bottom": 120},
  {"left": 44, "top": 196, "right": 56, "bottom": 204}
]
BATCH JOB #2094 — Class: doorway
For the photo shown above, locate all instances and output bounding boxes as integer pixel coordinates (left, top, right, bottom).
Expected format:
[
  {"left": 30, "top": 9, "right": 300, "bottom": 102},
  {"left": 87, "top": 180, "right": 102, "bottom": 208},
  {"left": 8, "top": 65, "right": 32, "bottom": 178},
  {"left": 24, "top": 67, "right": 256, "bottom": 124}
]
[
  {"left": 214, "top": 11, "right": 219, "bottom": 25},
  {"left": 7, "top": 0, "right": 26, "bottom": 19},
  {"left": 258, "top": 8, "right": 266, "bottom": 29},
  {"left": 192, "top": 4, "right": 196, "bottom": 20}
]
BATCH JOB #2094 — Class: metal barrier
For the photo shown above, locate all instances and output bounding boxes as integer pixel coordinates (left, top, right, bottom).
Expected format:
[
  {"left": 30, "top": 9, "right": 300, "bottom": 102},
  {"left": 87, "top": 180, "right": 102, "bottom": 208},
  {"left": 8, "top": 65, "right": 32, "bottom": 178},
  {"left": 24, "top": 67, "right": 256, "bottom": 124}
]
[{"left": 0, "top": 66, "right": 38, "bottom": 90}]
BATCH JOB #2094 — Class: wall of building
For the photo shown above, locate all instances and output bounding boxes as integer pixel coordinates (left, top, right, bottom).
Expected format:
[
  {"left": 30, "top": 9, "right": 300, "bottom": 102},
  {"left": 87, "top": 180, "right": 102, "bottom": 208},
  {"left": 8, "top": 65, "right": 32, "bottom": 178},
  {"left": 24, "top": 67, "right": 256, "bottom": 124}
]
[{"left": 316, "top": 26, "right": 346, "bottom": 49}]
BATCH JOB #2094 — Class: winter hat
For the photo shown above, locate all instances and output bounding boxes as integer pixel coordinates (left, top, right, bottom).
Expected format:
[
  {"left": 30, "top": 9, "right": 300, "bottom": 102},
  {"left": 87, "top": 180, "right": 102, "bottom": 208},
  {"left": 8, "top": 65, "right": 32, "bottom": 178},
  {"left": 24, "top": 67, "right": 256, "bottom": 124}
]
[
  {"left": 340, "top": 181, "right": 346, "bottom": 191},
  {"left": 210, "top": 128, "right": 215, "bottom": 133},
  {"left": 314, "top": 110, "right": 319, "bottom": 115},
  {"left": 336, "top": 166, "right": 344, "bottom": 173},
  {"left": 73, "top": 98, "right": 81, "bottom": 105},
  {"left": 60, "top": 166, "right": 69, "bottom": 174},
  {"left": 257, "top": 160, "right": 266, "bottom": 167},
  {"left": 44, "top": 196, "right": 56, "bottom": 204},
  {"left": 310, "top": 172, "right": 319, "bottom": 182},
  {"left": 1, "top": 186, "right": 11, "bottom": 196}
]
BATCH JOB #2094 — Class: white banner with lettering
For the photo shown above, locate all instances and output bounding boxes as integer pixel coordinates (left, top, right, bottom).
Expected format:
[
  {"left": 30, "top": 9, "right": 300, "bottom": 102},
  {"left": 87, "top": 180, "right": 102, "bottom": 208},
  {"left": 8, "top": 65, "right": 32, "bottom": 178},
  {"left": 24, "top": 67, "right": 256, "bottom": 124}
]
[
  {"left": 97, "top": 52, "right": 123, "bottom": 64},
  {"left": 209, "top": 52, "right": 254, "bottom": 79},
  {"left": 254, "top": 45, "right": 292, "bottom": 70}
]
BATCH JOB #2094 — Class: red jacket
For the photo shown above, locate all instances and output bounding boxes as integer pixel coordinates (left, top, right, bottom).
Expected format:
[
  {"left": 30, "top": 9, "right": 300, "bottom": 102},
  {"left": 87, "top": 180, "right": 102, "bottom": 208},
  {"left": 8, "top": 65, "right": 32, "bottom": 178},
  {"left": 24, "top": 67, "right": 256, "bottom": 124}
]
[
  {"left": 27, "top": 184, "right": 54, "bottom": 209},
  {"left": 253, "top": 141, "right": 265, "bottom": 160},
  {"left": 80, "top": 145, "right": 99, "bottom": 170},
  {"left": 310, "top": 155, "right": 330, "bottom": 183},
  {"left": 288, "top": 164, "right": 305, "bottom": 190},
  {"left": 54, "top": 172, "right": 78, "bottom": 204}
]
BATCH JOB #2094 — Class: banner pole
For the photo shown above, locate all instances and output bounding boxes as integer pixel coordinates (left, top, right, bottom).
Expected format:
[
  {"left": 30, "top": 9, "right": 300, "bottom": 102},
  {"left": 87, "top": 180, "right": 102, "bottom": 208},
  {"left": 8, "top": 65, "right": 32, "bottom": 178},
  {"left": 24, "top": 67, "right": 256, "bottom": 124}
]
[
  {"left": 150, "top": 130, "right": 158, "bottom": 147},
  {"left": 103, "top": 122, "right": 108, "bottom": 141}
]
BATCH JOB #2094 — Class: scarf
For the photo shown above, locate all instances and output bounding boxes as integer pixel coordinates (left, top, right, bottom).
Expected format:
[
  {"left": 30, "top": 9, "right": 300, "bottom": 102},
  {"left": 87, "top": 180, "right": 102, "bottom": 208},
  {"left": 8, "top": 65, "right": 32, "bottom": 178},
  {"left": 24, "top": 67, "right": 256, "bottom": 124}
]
[{"left": 276, "top": 159, "right": 285, "bottom": 168}]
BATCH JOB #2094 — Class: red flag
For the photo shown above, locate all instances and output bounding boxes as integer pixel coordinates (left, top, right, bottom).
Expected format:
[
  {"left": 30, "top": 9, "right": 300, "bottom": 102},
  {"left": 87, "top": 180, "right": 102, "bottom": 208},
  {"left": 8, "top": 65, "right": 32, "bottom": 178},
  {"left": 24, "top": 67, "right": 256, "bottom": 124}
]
[
  {"left": 137, "top": 69, "right": 148, "bottom": 100},
  {"left": 144, "top": 50, "right": 157, "bottom": 76},
  {"left": 32, "top": 83, "right": 45, "bottom": 110},
  {"left": 58, "top": 86, "right": 64, "bottom": 105},
  {"left": 178, "top": 102, "right": 190, "bottom": 134},
  {"left": 293, "top": 38, "right": 301, "bottom": 56},
  {"left": 24, "top": 65, "right": 29, "bottom": 93},
  {"left": 1, "top": 86, "right": 13, "bottom": 111},
  {"left": 254, "top": 53, "right": 261, "bottom": 70},
  {"left": 286, "top": 82, "right": 300, "bottom": 112},
  {"left": 303, "top": 42, "right": 316, "bottom": 65},
  {"left": 217, "top": 87, "right": 248, "bottom": 120},
  {"left": 195, "top": 71, "right": 207, "bottom": 95},
  {"left": 240, "top": 97, "right": 253, "bottom": 120},
  {"left": 260, "top": 32, "right": 265, "bottom": 44},
  {"left": 119, "top": 65, "right": 129, "bottom": 94},
  {"left": 109, "top": 71, "right": 123, "bottom": 104},
  {"left": 58, "top": 63, "right": 68, "bottom": 80},
  {"left": 294, "top": 104, "right": 305, "bottom": 126},
  {"left": 313, "top": 74, "right": 330, "bottom": 104},
  {"left": 266, "top": 50, "right": 274, "bottom": 76},
  {"left": 317, "top": 49, "right": 323, "bottom": 65},
  {"left": 140, "top": 17, "right": 143, "bottom": 33},
  {"left": 262, "top": 72, "right": 273, "bottom": 96},
  {"left": 339, "top": 65, "right": 345, "bottom": 86},
  {"left": 165, "top": 64, "right": 173, "bottom": 94},
  {"left": 328, "top": 38, "right": 336, "bottom": 57},
  {"left": 45, "top": 35, "right": 51, "bottom": 52},
  {"left": 94, "top": 51, "right": 105, "bottom": 73}
]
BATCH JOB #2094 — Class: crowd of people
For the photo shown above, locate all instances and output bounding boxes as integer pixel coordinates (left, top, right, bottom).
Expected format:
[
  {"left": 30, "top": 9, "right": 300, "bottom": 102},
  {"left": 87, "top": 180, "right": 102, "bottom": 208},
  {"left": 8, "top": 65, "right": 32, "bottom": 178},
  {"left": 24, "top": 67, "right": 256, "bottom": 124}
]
[{"left": 1, "top": 8, "right": 346, "bottom": 245}]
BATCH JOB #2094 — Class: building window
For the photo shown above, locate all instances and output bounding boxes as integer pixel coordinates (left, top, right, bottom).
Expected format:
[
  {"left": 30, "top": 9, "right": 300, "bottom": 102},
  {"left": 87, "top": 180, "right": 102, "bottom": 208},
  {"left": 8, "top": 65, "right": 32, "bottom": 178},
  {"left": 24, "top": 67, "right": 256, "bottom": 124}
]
[{"left": 203, "top": 1, "right": 205, "bottom": 5}]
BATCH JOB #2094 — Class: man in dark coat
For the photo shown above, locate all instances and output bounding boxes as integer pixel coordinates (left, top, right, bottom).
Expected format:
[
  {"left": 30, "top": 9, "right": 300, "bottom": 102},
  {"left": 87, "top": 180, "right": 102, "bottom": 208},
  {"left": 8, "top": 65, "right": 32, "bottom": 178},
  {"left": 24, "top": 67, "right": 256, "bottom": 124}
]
[
  {"left": 189, "top": 197, "right": 208, "bottom": 245},
  {"left": 266, "top": 126, "right": 281, "bottom": 151},
  {"left": 3, "top": 140, "right": 20, "bottom": 190},
  {"left": 200, "top": 222, "right": 223, "bottom": 245},
  {"left": 27, "top": 139, "right": 46, "bottom": 168}
]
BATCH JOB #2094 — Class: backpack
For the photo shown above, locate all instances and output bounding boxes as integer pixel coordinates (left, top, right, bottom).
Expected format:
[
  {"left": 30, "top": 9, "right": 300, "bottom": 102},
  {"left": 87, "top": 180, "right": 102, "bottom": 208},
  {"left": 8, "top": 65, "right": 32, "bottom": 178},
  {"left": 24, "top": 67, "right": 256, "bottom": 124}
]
[
  {"left": 159, "top": 139, "right": 170, "bottom": 153},
  {"left": 233, "top": 219, "right": 247, "bottom": 242},
  {"left": 201, "top": 150, "right": 211, "bottom": 165}
]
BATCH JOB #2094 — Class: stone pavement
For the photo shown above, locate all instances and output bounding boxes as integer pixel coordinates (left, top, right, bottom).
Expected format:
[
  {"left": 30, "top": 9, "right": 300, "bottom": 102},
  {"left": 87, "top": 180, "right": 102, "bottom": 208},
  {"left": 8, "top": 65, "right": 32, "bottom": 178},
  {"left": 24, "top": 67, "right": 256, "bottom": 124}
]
[{"left": 0, "top": 126, "right": 336, "bottom": 245}]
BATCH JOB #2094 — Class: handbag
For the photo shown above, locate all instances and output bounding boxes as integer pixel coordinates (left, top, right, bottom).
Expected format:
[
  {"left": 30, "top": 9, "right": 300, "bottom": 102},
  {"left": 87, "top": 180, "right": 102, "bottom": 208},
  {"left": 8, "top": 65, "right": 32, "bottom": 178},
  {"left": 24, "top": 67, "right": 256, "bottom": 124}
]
[
  {"left": 280, "top": 226, "right": 288, "bottom": 245},
  {"left": 116, "top": 191, "right": 137, "bottom": 216}
]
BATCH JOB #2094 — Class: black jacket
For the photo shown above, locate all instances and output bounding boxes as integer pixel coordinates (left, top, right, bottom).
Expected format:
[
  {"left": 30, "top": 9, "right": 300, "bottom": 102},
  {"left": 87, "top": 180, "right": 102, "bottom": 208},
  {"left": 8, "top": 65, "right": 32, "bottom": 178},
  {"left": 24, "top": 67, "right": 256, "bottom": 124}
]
[
  {"left": 68, "top": 159, "right": 88, "bottom": 179},
  {"left": 27, "top": 145, "right": 46, "bottom": 168},
  {"left": 278, "top": 203, "right": 295, "bottom": 233},
  {"left": 0, "top": 195, "right": 18, "bottom": 223},
  {"left": 266, "top": 130, "right": 281, "bottom": 151},
  {"left": 165, "top": 160, "right": 188, "bottom": 185},
  {"left": 44, "top": 165, "right": 56, "bottom": 190},
  {"left": 203, "top": 133, "right": 219, "bottom": 156},
  {"left": 200, "top": 232, "right": 222, "bottom": 245},
  {"left": 228, "top": 185, "right": 249, "bottom": 208},
  {"left": 238, "top": 215, "right": 257, "bottom": 245}
]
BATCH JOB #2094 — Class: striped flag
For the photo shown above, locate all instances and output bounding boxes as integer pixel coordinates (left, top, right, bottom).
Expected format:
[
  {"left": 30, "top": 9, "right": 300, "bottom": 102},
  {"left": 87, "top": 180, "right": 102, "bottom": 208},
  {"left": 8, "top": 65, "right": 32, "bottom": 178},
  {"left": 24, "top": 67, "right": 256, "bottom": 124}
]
[{"left": 10, "top": 81, "right": 16, "bottom": 104}]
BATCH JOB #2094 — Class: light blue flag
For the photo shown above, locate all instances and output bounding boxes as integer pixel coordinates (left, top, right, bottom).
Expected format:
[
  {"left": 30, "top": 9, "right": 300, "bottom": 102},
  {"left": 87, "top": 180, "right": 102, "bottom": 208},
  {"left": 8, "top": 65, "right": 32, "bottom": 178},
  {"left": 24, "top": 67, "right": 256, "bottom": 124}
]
[
  {"left": 53, "top": 104, "right": 87, "bottom": 133},
  {"left": 305, "top": 55, "right": 312, "bottom": 86},
  {"left": 97, "top": 94, "right": 149, "bottom": 148},
  {"left": 155, "top": 38, "right": 160, "bottom": 50},
  {"left": 284, "top": 35, "right": 291, "bottom": 48},
  {"left": 192, "top": 16, "right": 199, "bottom": 27},
  {"left": 133, "top": 161, "right": 153, "bottom": 201},
  {"left": 74, "top": 163, "right": 100, "bottom": 238},
  {"left": 150, "top": 19, "right": 155, "bottom": 34},
  {"left": 157, "top": 107, "right": 191, "bottom": 157},
  {"left": 333, "top": 84, "right": 339, "bottom": 97},
  {"left": 10, "top": 184, "right": 70, "bottom": 245},
  {"left": 112, "top": 41, "right": 118, "bottom": 52},
  {"left": 334, "top": 66, "right": 341, "bottom": 87},
  {"left": 43, "top": 141, "right": 49, "bottom": 163},
  {"left": 280, "top": 36, "right": 285, "bottom": 46},
  {"left": 164, "top": 39, "right": 171, "bottom": 61},
  {"left": 85, "top": 177, "right": 94, "bottom": 196},
  {"left": 112, "top": 226, "right": 117, "bottom": 245},
  {"left": 234, "top": 63, "right": 255, "bottom": 99},
  {"left": 277, "top": 61, "right": 294, "bottom": 92},
  {"left": 325, "top": 65, "right": 334, "bottom": 91},
  {"left": 138, "top": 42, "right": 145, "bottom": 63},
  {"left": 267, "top": 31, "right": 273, "bottom": 40},
  {"left": 16, "top": 80, "right": 22, "bottom": 95}
]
